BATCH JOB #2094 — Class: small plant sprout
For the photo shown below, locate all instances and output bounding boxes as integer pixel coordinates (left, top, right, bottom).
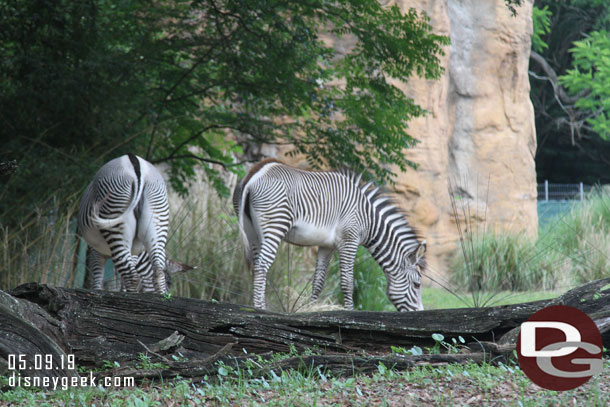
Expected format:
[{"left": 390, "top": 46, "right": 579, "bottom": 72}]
[{"left": 430, "top": 333, "right": 463, "bottom": 354}]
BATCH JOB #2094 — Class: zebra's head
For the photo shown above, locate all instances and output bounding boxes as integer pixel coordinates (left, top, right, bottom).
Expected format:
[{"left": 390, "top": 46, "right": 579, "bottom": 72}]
[{"left": 387, "top": 240, "right": 426, "bottom": 312}]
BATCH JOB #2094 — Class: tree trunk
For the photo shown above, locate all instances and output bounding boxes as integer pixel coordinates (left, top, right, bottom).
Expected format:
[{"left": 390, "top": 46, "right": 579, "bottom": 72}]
[{"left": 2, "top": 278, "right": 609, "bottom": 381}]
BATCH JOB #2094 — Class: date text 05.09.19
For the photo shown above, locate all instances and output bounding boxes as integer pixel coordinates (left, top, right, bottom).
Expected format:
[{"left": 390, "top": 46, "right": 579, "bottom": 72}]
[{"left": 8, "top": 354, "right": 75, "bottom": 371}]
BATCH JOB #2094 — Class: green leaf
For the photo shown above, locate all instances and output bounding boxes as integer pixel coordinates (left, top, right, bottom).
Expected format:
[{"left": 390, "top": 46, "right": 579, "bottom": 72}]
[{"left": 217, "top": 366, "right": 228, "bottom": 377}]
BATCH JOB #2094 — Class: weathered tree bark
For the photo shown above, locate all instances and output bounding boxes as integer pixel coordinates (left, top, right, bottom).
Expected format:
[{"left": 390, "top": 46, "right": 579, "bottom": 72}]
[
  {"left": 2, "top": 278, "right": 609, "bottom": 381},
  {"left": 0, "top": 291, "right": 79, "bottom": 382}
]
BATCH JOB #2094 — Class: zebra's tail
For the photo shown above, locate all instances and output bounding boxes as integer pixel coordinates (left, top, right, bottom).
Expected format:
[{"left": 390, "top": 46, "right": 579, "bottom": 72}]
[
  {"left": 237, "top": 183, "right": 254, "bottom": 271},
  {"left": 91, "top": 154, "right": 145, "bottom": 229}
]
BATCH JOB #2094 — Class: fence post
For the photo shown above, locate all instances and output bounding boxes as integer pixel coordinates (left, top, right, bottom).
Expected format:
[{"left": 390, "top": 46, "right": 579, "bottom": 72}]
[
  {"left": 580, "top": 182, "right": 584, "bottom": 201},
  {"left": 545, "top": 180, "right": 549, "bottom": 202}
]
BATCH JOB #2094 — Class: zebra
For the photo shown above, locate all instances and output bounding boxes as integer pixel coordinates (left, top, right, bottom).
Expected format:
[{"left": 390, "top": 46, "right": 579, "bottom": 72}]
[
  {"left": 78, "top": 153, "right": 170, "bottom": 293},
  {"left": 233, "top": 159, "right": 426, "bottom": 311}
]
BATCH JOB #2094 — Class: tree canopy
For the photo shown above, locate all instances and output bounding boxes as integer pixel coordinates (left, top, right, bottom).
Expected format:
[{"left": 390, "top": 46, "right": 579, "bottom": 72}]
[
  {"left": 0, "top": 0, "right": 448, "bottom": 223},
  {"left": 530, "top": 0, "right": 610, "bottom": 183}
]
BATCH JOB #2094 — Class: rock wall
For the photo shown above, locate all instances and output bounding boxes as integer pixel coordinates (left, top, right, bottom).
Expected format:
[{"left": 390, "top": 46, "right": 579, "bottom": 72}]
[
  {"left": 277, "top": 0, "right": 538, "bottom": 280},
  {"left": 391, "top": 0, "right": 537, "bottom": 279}
]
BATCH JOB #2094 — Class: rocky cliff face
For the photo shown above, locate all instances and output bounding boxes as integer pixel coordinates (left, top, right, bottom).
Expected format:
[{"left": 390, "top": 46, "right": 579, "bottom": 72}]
[{"left": 391, "top": 0, "right": 537, "bottom": 279}]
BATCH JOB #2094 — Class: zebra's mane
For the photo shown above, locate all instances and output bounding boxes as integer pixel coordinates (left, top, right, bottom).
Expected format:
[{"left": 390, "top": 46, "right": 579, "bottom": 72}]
[
  {"left": 337, "top": 169, "right": 425, "bottom": 265},
  {"left": 242, "top": 158, "right": 283, "bottom": 186}
]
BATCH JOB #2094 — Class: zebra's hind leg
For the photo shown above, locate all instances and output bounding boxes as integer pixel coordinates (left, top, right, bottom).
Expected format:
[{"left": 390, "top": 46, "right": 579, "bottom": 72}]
[
  {"left": 104, "top": 240, "right": 141, "bottom": 292},
  {"left": 337, "top": 240, "right": 359, "bottom": 310},
  {"left": 145, "top": 244, "right": 167, "bottom": 294},
  {"left": 311, "top": 247, "right": 334, "bottom": 302},
  {"left": 133, "top": 252, "right": 155, "bottom": 292},
  {"left": 252, "top": 234, "right": 285, "bottom": 310},
  {"left": 85, "top": 247, "right": 107, "bottom": 290}
]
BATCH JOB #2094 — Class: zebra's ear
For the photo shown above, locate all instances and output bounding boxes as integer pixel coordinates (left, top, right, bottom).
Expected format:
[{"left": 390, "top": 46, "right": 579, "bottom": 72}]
[{"left": 415, "top": 240, "right": 426, "bottom": 263}]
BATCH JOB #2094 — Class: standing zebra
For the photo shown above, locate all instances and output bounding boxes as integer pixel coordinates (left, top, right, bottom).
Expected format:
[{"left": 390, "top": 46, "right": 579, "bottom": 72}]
[
  {"left": 233, "top": 159, "right": 426, "bottom": 311},
  {"left": 78, "top": 154, "right": 170, "bottom": 293}
]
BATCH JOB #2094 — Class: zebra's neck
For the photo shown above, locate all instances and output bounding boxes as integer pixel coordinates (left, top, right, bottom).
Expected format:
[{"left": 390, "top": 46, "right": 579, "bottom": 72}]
[{"left": 363, "top": 197, "right": 419, "bottom": 273}]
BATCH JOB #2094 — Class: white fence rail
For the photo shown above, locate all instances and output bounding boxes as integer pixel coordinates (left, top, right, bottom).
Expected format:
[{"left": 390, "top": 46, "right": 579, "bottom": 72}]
[{"left": 537, "top": 181, "right": 592, "bottom": 201}]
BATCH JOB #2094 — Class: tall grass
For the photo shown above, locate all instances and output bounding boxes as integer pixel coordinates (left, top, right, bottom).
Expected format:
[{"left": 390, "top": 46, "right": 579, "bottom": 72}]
[
  {"left": 450, "top": 186, "right": 610, "bottom": 297},
  {"left": 449, "top": 232, "right": 560, "bottom": 292},
  {"left": 539, "top": 186, "right": 610, "bottom": 283},
  {"left": 0, "top": 197, "right": 84, "bottom": 290}
]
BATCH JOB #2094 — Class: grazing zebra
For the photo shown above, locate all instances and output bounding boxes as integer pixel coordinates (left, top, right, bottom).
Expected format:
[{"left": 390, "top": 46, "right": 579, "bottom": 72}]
[
  {"left": 233, "top": 159, "right": 426, "bottom": 311},
  {"left": 78, "top": 154, "right": 170, "bottom": 293}
]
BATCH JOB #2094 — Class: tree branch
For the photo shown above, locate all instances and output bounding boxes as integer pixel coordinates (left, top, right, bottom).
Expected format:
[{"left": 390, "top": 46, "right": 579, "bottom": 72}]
[
  {"left": 530, "top": 51, "right": 590, "bottom": 105},
  {"left": 152, "top": 153, "right": 252, "bottom": 168}
]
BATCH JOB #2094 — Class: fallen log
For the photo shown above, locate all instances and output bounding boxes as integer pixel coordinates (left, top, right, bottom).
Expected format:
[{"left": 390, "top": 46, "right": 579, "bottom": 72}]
[
  {"left": 0, "top": 291, "right": 78, "bottom": 382},
  {"left": 1, "top": 278, "right": 609, "bottom": 381}
]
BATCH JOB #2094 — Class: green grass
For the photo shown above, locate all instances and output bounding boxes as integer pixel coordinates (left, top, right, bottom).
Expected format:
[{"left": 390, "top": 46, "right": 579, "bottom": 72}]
[
  {"left": 422, "top": 287, "right": 565, "bottom": 310},
  {"left": 2, "top": 358, "right": 609, "bottom": 406}
]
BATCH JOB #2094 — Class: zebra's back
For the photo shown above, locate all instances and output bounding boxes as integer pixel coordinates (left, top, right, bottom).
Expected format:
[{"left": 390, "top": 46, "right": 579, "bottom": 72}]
[{"left": 243, "top": 162, "right": 370, "bottom": 248}]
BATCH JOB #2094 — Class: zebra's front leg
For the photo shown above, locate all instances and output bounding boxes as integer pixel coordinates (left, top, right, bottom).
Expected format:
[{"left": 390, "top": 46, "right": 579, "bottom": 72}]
[
  {"left": 86, "top": 247, "right": 107, "bottom": 290},
  {"left": 252, "top": 236, "right": 283, "bottom": 310},
  {"left": 337, "top": 241, "right": 359, "bottom": 310},
  {"left": 311, "top": 246, "right": 334, "bottom": 302}
]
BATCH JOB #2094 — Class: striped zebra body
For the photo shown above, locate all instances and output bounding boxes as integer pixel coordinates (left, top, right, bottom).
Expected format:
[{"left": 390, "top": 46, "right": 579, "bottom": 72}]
[
  {"left": 78, "top": 154, "right": 170, "bottom": 293},
  {"left": 233, "top": 159, "right": 426, "bottom": 311}
]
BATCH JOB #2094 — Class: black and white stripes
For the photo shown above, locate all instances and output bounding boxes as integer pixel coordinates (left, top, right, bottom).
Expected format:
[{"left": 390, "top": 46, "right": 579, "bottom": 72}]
[
  {"left": 233, "top": 159, "right": 426, "bottom": 311},
  {"left": 78, "top": 154, "right": 170, "bottom": 293}
]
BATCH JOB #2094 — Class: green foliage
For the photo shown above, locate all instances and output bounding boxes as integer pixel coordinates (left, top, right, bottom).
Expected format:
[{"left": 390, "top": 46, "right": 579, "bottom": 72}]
[
  {"left": 0, "top": 0, "right": 449, "bottom": 226},
  {"left": 136, "top": 353, "right": 169, "bottom": 370},
  {"left": 531, "top": 0, "right": 610, "bottom": 183},
  {"left": 560, "top": 30, "right": 610, "bottom": 138},
  {"left": 532, "top": 6, "right": 552, "bottom": 52},
  {"left": 0, "top": 0, "right": 151, "bottom": 220},
  {"left": 429, "top": 333, "right": 464, "bottom": 354}
]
